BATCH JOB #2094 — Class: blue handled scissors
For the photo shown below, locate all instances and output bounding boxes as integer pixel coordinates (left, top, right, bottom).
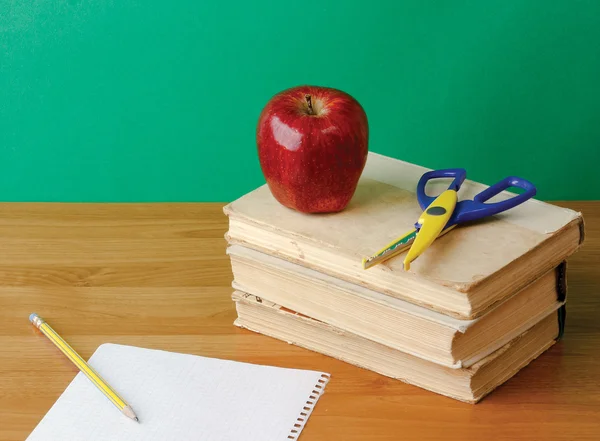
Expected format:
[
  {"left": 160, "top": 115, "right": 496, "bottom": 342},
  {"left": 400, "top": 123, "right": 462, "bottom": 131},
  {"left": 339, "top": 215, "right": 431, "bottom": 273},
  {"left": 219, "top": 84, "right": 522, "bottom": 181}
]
[{"left": 362, "top": 168, "right": 537, "bottom": 270}]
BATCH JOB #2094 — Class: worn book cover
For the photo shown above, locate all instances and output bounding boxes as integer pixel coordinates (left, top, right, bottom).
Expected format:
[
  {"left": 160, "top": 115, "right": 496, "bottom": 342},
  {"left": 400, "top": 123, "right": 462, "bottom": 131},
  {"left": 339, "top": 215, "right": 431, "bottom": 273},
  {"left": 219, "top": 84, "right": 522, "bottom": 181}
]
[{"left": 224, "top": 152, "right": 584, "bottom": 319}]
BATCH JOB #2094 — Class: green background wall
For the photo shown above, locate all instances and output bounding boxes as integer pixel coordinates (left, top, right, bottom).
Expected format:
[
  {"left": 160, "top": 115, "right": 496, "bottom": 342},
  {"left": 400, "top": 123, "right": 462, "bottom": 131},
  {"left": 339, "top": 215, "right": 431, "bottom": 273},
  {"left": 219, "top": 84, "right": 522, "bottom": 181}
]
[{"left": 1, "top": 1, "right": 599, "bottom": 202}]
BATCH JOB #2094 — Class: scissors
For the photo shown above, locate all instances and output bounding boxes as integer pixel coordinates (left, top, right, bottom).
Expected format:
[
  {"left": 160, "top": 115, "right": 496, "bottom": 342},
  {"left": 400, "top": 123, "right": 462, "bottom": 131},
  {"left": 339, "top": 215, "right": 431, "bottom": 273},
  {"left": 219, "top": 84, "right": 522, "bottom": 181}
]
[{"left": 362, "top": 168, "right": 537, "bottom": 271}]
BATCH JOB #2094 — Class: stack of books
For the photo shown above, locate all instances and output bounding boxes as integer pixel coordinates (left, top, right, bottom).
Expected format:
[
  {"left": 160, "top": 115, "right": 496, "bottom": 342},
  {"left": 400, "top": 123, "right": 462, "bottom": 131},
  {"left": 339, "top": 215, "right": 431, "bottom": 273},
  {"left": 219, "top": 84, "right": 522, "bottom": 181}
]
[{"left": 223, "top": 153, "right": 584, "bottom": 403}]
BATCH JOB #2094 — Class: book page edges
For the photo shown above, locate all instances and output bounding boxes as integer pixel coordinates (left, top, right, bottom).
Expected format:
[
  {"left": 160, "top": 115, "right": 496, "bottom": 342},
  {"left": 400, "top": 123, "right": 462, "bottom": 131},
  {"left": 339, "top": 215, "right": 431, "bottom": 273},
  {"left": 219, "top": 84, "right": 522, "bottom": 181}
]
[
  {"left": 233, "top": 292, "right": 559, "bottom": 402},
  {"left": 457, "top": 299, "right": 564, "bottom": 367},
  {"left": 224, "top": 219, "right": 577, "bottom": 319},
  {"left": 227, "top": 244, "right": 566, "bottom": 333},
  {"left": 232, "top": 282, "right": 563, "bottom": 369},
  {"left": 227, "top": 243, "right": 470, "bottom": 331}
]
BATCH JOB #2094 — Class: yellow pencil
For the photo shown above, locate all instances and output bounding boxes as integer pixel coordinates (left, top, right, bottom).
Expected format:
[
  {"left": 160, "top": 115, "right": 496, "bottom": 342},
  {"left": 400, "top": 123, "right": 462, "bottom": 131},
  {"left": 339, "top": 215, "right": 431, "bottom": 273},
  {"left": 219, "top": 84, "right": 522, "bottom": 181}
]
[{"left": 29, "top": 313, "right": 139, "bottom": 422}]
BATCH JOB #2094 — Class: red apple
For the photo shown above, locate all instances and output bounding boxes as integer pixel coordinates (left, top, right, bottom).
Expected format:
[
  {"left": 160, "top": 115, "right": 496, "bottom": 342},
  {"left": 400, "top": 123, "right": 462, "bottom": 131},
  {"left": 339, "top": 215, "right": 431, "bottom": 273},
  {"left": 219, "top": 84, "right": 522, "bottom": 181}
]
[{"left": 256, "top": 85, "right": 369, "bottom": 213}]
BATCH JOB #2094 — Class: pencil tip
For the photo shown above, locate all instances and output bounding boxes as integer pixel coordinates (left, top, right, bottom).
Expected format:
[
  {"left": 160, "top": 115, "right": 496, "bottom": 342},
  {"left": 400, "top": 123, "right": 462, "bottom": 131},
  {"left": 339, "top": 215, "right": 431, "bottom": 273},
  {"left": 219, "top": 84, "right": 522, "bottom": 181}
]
[{"left": 123, "top": 405, "right": 139, "bottom": 422}]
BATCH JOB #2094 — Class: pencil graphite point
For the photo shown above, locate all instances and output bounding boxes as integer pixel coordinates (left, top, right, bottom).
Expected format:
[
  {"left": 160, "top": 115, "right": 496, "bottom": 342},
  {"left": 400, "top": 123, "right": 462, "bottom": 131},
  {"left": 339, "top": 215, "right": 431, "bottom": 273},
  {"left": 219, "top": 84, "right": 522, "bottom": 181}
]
[{"left": 123, "top": 405, "right": 139, "bottom": 422}]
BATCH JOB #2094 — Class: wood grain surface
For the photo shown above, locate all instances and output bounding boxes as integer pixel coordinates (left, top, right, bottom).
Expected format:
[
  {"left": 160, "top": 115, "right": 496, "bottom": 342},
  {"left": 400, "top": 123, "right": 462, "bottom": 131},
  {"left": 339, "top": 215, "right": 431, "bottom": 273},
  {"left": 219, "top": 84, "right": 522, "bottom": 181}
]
[{"left": 1, "top": 202, "right": 598, "bottom": 441}]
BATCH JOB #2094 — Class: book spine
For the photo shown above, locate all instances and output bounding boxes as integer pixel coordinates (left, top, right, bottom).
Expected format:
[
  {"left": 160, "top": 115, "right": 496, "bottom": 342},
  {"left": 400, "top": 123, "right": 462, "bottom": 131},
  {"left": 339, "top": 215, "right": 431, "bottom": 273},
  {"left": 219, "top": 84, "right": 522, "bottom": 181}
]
[
  {"left": 578, "top": 215, "right": 586, "bottom": 245},
  {"left": 557, "top": 305, "right": 567, "bottom": 341},
  {"left": 556, "top": 261, "right": 567, "bottom": 302},
  {"left": 556, "top": 261, "right": 567, "bottom": 340}
]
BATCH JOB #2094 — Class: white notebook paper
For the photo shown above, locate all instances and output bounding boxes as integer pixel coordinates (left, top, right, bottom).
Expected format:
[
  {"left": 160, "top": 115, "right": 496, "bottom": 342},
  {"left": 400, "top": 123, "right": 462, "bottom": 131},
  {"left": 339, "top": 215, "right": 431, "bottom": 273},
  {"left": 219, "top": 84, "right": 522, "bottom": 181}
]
[{"left": 26, "top": 343, "right": 330, "bottom": 441}]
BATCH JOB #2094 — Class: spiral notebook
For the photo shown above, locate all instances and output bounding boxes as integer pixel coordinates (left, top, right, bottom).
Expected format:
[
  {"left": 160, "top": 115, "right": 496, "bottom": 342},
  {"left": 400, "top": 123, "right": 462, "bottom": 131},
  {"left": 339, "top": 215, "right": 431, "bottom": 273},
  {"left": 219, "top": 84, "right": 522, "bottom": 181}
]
[{"left": 26, "top": 343, "right": 330, "bottom": 441}]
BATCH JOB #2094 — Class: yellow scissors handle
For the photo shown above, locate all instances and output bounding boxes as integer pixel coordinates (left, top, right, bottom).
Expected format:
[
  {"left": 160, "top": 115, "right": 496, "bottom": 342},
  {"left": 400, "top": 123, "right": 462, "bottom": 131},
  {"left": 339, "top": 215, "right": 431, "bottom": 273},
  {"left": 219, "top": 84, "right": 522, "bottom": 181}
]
[{"left": 403, "top": 189, "right": 457, "bottom": 271}]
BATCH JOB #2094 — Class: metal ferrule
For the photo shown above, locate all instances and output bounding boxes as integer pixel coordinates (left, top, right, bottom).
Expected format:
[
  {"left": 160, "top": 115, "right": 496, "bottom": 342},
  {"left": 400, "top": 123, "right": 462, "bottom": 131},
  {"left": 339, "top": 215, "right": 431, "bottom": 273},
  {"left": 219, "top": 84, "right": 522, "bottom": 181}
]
[{"left": 30, "top": 314, "right": 45, "bottom": 329}]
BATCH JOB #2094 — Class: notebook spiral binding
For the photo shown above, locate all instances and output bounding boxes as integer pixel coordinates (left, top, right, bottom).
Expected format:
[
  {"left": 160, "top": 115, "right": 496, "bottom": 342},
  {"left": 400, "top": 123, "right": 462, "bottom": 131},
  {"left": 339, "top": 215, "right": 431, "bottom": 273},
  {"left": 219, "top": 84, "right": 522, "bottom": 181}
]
[{"left": 286, "top": 373, "right": 331, "bottom": 440}]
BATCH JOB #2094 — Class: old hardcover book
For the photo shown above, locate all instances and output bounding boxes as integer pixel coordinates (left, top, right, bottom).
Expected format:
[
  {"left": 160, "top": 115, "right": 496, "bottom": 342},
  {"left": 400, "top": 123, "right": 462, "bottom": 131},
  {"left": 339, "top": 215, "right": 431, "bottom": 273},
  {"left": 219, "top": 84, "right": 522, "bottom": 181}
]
[
  {"left": 227, "top": 244, "right": 566, "bottom": 368},
  {"left": 233, "top": 291, "right": 563, "bottom": 403},
  {"left": 224, "top": 152, "right": 583, "bottom": 319}
]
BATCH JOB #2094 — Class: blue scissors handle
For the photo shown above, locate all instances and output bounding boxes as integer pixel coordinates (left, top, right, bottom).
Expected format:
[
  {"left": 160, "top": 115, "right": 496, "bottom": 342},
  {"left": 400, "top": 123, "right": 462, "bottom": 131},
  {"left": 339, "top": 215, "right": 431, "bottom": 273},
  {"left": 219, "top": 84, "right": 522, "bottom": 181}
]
[
  {"left": 416, "top": 168, "right": 466, "bottom": 210},
  {"left": 448, "top": 176, "right": 536, "bottom": 227},
  {"left": 416, "top": 169, "right": 537, "bottom": 228}
]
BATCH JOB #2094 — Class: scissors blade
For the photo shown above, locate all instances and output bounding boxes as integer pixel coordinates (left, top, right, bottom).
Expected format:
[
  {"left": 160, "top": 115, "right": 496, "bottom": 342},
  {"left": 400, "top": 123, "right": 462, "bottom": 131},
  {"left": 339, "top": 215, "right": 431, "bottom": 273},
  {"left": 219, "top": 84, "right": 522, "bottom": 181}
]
[
  {"left": 403, "top": 189, "right": 457, "bottom": 271},
  {"left": 362, "top": 228, "right": 417, "bottom": 270}
]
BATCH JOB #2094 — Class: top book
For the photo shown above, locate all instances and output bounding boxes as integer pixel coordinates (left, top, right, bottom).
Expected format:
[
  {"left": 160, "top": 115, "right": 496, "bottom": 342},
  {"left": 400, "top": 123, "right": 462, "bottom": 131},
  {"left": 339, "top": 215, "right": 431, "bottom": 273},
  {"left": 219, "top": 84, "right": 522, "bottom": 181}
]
[{"left": 224, "top": 152, "right": 584, "bottom": 319}]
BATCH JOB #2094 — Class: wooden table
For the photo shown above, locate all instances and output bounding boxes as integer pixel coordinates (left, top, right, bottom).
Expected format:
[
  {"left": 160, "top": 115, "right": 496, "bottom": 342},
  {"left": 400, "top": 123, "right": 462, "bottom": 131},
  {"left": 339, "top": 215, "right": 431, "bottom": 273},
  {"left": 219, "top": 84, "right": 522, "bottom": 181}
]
[{"left": 1, "top": 202, "right": 599, "bottom": 441}]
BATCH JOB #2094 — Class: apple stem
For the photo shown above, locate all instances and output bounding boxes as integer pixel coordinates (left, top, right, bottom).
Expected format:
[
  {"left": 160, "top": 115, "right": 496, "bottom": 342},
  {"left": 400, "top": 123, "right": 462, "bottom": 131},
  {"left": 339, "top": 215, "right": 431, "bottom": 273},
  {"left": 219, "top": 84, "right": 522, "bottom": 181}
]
[{"left": 305, "top": 94, "right": 314, "bottom": 115}]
